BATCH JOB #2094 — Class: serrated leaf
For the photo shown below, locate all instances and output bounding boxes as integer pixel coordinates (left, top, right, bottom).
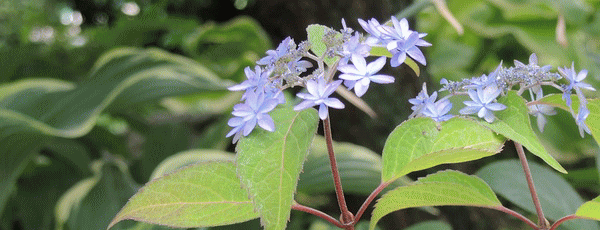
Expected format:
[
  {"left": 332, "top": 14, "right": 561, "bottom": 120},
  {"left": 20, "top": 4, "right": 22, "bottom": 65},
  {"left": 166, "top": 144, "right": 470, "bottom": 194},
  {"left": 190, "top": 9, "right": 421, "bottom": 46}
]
[
  {"left": 149, "top": 149, "right": 235, "bottom": 180},
  {"left": 236, "top": 107, "right": 319, "bottom": 230},
  {"left": 370, "top": 170, "right": 501, "bottom": 230},
  {"left": 476, "top": 160, "right": 599, "bottom": 230},
  {"left": 306, "top": 24, "right": 340, "bottom": 66},
  {"left": 381, "top": 117, "right": 505, "bottom": 183},
  {"left": 539, "top": 94, "right": 600, "bottom": 146},
  {"left": 577, "top": 196, "right": 600, "bottom": 221},
  {"left": 109, "top": 161, "right": 257, "bottom": 229},
  {"left": 476, "top": 91, "right": 566, "bottom": 173}
]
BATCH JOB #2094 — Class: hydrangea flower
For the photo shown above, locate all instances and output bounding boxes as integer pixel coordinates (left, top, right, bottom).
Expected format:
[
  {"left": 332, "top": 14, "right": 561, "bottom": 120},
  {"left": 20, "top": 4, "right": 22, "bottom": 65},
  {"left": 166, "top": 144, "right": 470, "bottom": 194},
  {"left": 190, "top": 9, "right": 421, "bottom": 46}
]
[
  {"left": 256, "top": 36, "right": 294, "bottom": 67},
  {"left": 339, "top": 33, "right": 371, "bottom": 65},
  {"left": 409, "top": 83, "right": 437, "bottom": 115},
  {"left": 357, "top": 18, "right": 387, "bottom": 46},
  {"left": 527, "top": 89, "right": 556, "bottom": 132},
  {"left": 386, "top": 32, "right": 426, "bottom": 66},
  {"left": 228, "top": 65, "right": 271, "bottom": 100},
  {"left": 421, "top": 96, "right": 454, "bottom": 122},
  {"left": 287, "top": 57, "right": 313, "bottom": 75},
  {"left": 559, "top": 63, "right": 596, "bottom": 107},
  {"left": 514, "top": 53, "right": 553, "bottom": 73},
  {"left": 337, "top": 56, "right": 394, "bottom": 97},
  {"left": 226, "top": 91, "right": 279, "bottom": 143},
  {"left": 294, "top": 77, "right": 345, "bottom": 120},
  {"left": 379, "top": 16, "right": 430, "bottom": 47},
  {"left": 576, "top": 106, "right": 592, "bottom": 137},
  {"left": 459, "top": 84, "right": 507, "bottom": 123}
]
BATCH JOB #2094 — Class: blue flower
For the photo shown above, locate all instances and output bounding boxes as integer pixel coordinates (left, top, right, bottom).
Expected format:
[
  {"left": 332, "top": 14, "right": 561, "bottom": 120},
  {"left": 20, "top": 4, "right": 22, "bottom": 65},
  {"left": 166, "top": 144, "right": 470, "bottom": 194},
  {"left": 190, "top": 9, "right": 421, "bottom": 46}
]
[
  {"left": 380, "top": 16, "right": 431, "bottom": 47},
  {"left": 559, "top": 63, "right": 596, "bottom": 107},
  {"left": 466, "top": 63, "right": 501, "bottom": 89},
  {"left": 286, "top": 57, "right": 313, "bottom": 75},
  {"left": 386, "top": 32, "right": 426, "bottom": 66},
  {"left": 514, "top": 53, "right": 553, "bottom": 73},
  {"left": 422, "top": 96, "right": 454, "bottom": 122},
  {"left": 357, "top": 18, "right": 387, "bottom": 46},
  {"left": 409, "top": 83, "right": 437, "bottom": 115},
  {"left": 226, "top": 91, "right": 279, "bottom": 143},
  {"left": 339, "top": 33, "right": 371, "bottom": 65},
  {"left": 256, "top": 36, "right": 294, "bottom": 66},
  {"left": 228, "top": 65, "right": 271, "bottom": 100},
  {"left": 528, "top": 89, "right": 556, "bottom": 132},
  {"left": 459, "top": 84, "right": 507, "bottom": 122},
  {"left": 337, "top": 56, "right": 394, "bottom": 97},
  {"left": 576, "top": 106, "right": 592, "bottom": 137},
  {"left": 294, "top": 77, "right": 345, "bottom": 120}
]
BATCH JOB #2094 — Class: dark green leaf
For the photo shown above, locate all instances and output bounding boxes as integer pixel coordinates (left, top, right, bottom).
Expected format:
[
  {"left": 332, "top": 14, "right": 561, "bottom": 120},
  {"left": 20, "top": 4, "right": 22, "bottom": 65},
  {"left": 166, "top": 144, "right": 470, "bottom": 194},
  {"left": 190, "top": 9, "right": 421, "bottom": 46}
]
[{"left": 476, "top": 160, "right": 599, "bottom": 230}]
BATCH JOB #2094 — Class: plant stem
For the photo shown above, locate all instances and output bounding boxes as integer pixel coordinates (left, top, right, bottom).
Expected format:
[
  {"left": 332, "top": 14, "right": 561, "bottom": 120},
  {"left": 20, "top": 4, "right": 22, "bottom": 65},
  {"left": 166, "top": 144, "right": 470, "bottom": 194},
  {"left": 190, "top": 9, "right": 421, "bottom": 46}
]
[
  {"left": 515, "top": 142, "right": 549, "bottom": 229},
  {"left": 323, "top": 117, "right": 354, "bottom": 225},
  {"left": 549, "top": 215, "right": 579, "bottom": 230},
  {"left": 292, "top": 203, "right": 345, "bottom": 228},
  {"left": 494, "top": 206, "right": 539, "bottom": 229},
  {"left": 354, "top": 182, "right": 390, "bottom": 223}
]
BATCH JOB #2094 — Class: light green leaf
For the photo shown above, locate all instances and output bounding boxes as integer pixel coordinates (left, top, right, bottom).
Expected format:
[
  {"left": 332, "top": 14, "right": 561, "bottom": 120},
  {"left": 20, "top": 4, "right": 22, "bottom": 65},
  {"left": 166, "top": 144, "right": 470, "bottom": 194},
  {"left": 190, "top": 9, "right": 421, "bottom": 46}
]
[
  {"left": 370, "top": 170, "right": 501, "bottom": 230},
  {"left": 476, "top": 91, "right": 566, "bottom": 173},
  {"left": 476, "top": 160, "right": 599, "bottom": 230},
  {"left": 306, "top": 24, "right": 340, "bottom": 66},
  {"left": 381, "top": 117, "right": 505, "bottom": 183},
  {"left": 576, "top": 196, "right": 600, "bottom": 221},
  {"left": 109, "top": 161, "right": 257, "bottom": 229},
  {"left": 236, "top": 107, "right": 319, "bottom": 230},
  {"left": 57, "top": 158, "right": 139, "bottom": 230},
  {"left": 150, "top": 149, "right": 235, "bottom": 180},
  {"left": 539, "top": 94, "right": 600, "bottom": 146}
]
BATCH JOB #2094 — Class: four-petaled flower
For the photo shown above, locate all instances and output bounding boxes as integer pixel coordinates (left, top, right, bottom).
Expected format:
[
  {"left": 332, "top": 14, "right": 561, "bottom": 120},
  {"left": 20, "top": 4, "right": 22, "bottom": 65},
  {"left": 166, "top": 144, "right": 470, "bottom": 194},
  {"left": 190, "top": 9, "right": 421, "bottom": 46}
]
[
  {"left": 228, "top": 65, "right": 271, "bottom": 100},
  {"left": 576, "top": 106, "right": 592, "bottom": 137},
  {"left": 422, "top": 96, "right": 454, "bottom": 122},
  {"left": 226, "top": 91, "right": 279, "bottom": 143},
  {"left": 294, "top": 77, "right": 345, "bottom": 120},
  {"left": 409, "top": 83, "right": 436, "bottom": 116},
  {"left": 387, "top": 32, "right": 427, "bottom": 66},
  {"left": 559, "top": 63, "right": 596, "bottom": 107},
  {"left": 338, "top": 56, "right": 394, "bottom": 97},
  {"left": 459, "top": 84, "right": 507, "bottom": 123}
]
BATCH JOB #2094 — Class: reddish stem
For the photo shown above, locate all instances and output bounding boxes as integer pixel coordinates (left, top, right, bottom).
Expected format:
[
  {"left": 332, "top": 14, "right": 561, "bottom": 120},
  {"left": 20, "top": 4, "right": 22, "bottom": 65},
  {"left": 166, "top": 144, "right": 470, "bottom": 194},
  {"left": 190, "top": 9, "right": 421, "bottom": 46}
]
[
  {"left": 292, "top": 203, "right": 345, "bottom": 228},
  {"left": 494, "top": 206, "right": 539, "bottom": 229},
  {"left": 549, "top": 215, "right": 579, "bottom": 230},
  {"left": 515, "top": 142, "right": 548, "bottom": 229},
  {"left": 323, "top": 117, "right": 354, "bottom": 226},
  {"left": 354, "top": 182, "right": 391, "bottom": 223}
]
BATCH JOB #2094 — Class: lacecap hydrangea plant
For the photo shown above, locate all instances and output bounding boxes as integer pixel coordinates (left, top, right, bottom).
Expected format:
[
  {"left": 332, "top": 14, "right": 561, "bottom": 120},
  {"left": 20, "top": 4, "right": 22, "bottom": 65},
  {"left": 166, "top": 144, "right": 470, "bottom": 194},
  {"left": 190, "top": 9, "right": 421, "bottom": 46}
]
[{"left": 109, "top": 16, "right": 600, "bottom": 230}]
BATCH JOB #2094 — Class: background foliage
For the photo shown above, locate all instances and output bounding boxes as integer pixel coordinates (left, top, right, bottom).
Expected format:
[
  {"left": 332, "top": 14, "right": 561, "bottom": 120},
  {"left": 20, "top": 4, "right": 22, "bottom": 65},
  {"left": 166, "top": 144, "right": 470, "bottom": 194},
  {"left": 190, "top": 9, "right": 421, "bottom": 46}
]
[{"left": 0, "top": 0, "right": 599, "bottom": 229}]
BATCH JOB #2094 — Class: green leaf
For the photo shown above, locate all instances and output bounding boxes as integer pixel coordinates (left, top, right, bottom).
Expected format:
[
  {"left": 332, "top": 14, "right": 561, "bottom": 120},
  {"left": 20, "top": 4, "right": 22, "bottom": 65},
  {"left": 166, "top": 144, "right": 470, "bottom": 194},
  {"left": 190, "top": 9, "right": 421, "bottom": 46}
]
[
  {"left": 306, "top": 24, "right": 340, "bottom": 66},
  {"left": 149, "top": 149, "right": 235, "bottom": 180},
  {"left": 476, "top": 91, "right": 566, "bottom": 173},
  {"left": 476, "top": 160, "right": 599, "bottom": 230},
  {"left": 0, "top": 47, "right": 228, "bottom": 214},
  {"left": 236, "top": 107, "right": 319, "bottom": 230},
  {"left": 381, "top": 117, "right": 505, "bottom": 183},
  {"left": 182, "top": 16, "right": 271, "bottom": 81},
  {"left": 109, "top": 161, "right": 257, "bottom": 229},
  {"left": 56, "top": 158, "right": 139, "bottom": 230},
  {"left": 576, "top": 196, "right": 600, "bottom": 221},
  {"left": 539, "top": 94, "right": 600, "bottom": 146},
  {"left": 370, "top": 170, "right": 501, "bottom": 230}
]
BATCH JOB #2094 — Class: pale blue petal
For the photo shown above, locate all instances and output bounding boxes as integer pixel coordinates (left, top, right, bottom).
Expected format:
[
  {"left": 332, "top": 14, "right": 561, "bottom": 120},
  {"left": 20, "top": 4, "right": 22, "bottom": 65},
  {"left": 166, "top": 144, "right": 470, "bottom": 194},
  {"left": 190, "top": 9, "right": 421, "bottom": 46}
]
[
  {"left": 257, "top": 115, "right": 275, "bottom": 132},
  {"left": 318, "top": 104, "right": 329, "bottom": 120}
]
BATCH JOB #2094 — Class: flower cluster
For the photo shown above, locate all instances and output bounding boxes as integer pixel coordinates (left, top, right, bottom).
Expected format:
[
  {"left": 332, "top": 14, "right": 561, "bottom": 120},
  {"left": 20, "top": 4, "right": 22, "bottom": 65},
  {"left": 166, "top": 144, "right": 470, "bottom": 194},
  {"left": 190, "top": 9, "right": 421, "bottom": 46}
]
[
  {"left": 226, "top": 16, "right": 430, "bottom": 143},
  {"left": 411, "top": 53, "right": 596, "bottom": 137}
]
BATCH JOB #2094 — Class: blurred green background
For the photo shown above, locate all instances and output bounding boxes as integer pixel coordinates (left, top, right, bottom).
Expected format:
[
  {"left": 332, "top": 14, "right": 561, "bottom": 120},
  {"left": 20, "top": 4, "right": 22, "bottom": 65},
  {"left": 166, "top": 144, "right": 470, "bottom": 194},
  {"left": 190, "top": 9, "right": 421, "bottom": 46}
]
[{"left": 0, "top": 0, "right": 599, "bottom": 229}]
